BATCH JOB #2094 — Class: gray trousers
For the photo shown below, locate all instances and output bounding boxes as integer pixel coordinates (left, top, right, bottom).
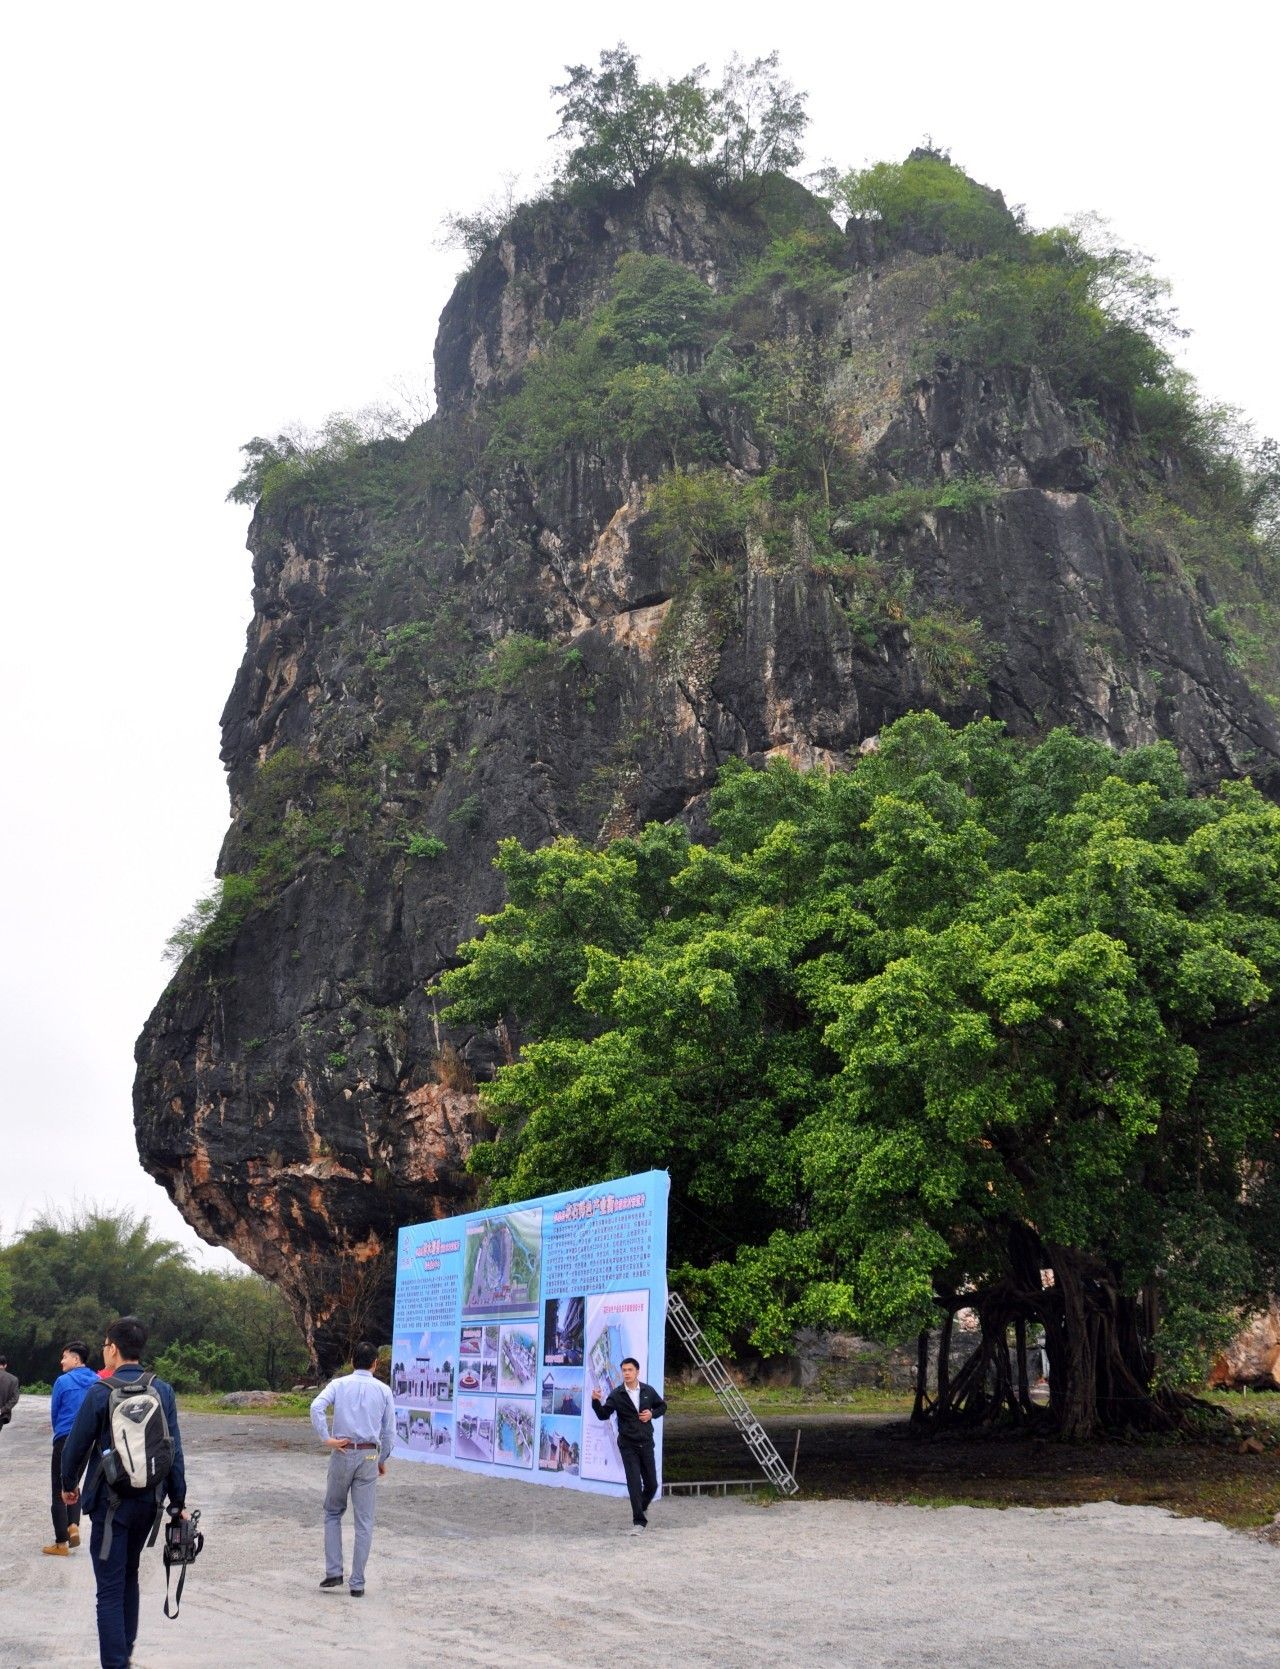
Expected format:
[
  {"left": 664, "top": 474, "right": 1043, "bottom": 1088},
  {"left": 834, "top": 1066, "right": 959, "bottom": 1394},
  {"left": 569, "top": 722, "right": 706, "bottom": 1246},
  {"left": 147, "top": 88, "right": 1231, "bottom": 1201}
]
[{"left": 324, "top": 1450, "right": 379, "bottom": 1590}]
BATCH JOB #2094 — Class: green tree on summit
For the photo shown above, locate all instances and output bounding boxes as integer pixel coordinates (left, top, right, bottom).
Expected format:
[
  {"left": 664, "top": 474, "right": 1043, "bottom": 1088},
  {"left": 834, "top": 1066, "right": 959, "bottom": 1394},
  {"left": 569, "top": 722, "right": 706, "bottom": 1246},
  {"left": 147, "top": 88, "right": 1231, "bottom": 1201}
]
[
  {"left": 552, "top": 44, "right": 810, "bottom": 193},
  {"left": 714, "top": 51, "right": 809, "bottom": 182},
  {"left": 553, "top": 45, "right": 718, "bottom": 191}
]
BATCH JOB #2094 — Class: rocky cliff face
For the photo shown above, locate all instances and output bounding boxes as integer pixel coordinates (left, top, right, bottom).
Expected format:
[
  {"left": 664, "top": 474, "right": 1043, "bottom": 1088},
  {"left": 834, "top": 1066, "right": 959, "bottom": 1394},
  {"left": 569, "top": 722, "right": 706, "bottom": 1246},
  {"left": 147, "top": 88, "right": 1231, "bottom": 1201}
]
[{"left": 134, "top": 169, "right": 1280, "bottom": 1367}]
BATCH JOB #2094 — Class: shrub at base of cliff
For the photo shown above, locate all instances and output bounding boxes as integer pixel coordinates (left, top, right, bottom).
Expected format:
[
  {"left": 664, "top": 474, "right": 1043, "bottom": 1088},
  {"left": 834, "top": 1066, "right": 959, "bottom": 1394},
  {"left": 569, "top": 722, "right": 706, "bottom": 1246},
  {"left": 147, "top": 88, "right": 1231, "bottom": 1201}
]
[{"left": 441, "top": 714, "right": 1280, "bottom": 1441}]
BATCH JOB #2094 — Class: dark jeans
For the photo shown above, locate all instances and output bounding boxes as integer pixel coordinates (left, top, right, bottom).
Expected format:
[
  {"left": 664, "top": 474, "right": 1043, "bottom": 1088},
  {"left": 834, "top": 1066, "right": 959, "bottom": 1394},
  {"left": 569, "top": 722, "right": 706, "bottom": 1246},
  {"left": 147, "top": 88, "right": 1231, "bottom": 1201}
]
[
  {"left": 88, "top": 1495, "right": 156, "bottom": 1669},
  {"left": 50, "top": 1437, "right": 82, "bottom": 1542},
  {"left": 619, "top": 1439, "right": 657, "bottom": 1525}
]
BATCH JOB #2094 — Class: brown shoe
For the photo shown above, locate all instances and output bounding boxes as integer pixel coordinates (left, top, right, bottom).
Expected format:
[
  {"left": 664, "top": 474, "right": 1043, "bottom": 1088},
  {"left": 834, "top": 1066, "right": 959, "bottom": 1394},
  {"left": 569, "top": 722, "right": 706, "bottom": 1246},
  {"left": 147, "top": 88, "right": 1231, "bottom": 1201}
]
[
  {"left": 42, "top": 1543, "right": 70, "bottom": 1556},
  {"left": 66, "top": 1526, "right": 80, "bottom": 1548}
]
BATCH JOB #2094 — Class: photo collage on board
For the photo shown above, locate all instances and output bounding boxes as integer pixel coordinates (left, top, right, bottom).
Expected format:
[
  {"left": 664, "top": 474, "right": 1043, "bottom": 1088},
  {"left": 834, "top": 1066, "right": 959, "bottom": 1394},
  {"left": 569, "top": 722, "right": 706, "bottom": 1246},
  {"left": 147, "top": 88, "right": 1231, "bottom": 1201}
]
[
  {"left": 391, "top": 1326, "right": 457, "bottom": 1458},
  {"left": 456, "top": 1207, "right": 544, "bottom": 1470},
  {"left": 539, "top": 1293, "right": 585, "bottom": 1475}
]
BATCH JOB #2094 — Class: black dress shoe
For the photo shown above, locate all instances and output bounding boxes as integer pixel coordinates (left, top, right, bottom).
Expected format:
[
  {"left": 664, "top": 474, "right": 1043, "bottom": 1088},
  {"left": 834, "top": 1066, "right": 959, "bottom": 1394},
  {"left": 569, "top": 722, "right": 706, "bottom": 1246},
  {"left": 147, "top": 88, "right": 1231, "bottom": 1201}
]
[
  {"left": 349, "top": 1587, "right": 365, "bottom": 1598},
  {"left": 319, "top": 1576, "right": 343, "bottom": 1589}
]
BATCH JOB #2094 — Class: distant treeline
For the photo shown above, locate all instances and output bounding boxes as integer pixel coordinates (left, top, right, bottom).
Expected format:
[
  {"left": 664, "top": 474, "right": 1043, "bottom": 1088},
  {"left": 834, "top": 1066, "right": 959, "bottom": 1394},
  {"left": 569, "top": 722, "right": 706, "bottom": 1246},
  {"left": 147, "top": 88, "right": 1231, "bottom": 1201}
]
[{"left": 0, "top": 1209, "right": 310, "bottom": 1391}]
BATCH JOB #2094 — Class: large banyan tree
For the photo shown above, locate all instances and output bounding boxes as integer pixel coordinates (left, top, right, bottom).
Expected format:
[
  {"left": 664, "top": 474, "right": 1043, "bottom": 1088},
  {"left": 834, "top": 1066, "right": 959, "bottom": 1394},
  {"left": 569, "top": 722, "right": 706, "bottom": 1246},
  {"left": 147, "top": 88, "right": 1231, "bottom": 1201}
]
[{"left": 442, "top": 714, "right": 1280, "bottom": 1438}]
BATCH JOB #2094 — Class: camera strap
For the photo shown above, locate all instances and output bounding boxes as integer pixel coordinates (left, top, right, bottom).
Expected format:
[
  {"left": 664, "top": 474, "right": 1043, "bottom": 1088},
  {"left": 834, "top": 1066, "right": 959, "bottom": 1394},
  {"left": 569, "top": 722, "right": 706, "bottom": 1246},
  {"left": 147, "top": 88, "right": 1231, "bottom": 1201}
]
[{"left": 163, "top": 1509, "right": 203, "bottom": 1621}]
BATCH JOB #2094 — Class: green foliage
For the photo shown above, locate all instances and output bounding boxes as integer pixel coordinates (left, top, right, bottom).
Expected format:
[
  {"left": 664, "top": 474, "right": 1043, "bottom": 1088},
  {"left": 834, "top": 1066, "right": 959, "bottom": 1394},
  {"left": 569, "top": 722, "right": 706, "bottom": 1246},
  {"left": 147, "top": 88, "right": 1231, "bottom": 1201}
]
[
  {"left": 0, "top": 1209, "right": 310, "bottom": 1386},
  {"left": 164, "top": 873, "right": 261, "bottom": 964},
  {"left": 361, "top": 600, "right": 481, "bottom": 698},
  {"left": 922, "top": 227, "right": 1178, "bottom": 408},
  {"left": 478, "top": 633, "right": 558, "bottom": 691},
  {"left": 443, "top": 715, "right": 1280, "bottom": 1365},
  {"left": 165, "top": 744, "right": 396, "bottom": 967},
  {"left": 714, "top": 52, "right": 809, "bottom": 183},
  {"left": 827, "top": 153, "right": 1193, "bottom": 418},
  {"left": 551, "top": 45, "right": 810, "bottom": 197},
  {"left": 448, "top": 794, "right": 484, "bottom": 832},
  {"left": 724, "top": 226, "right": 845, "bottom": 320},
  {"left": 600, "top": 249, "right": 716, "bottom": 357},
  {"left": 838, "top": 151, "right": 1021, "bottom": 256},
  {"left": 1110, "top": 399, "right": 1280, "bottom": 697},
  {"left": 154, "top": 1340, "right": 250, "bottom": 1394},
  {"left": 740, "top": 332, "right": 857, "bottom": 511},
  {"left": 907, "top": 606, "right": 992, "bottom": 701},
  {"left": 836, "top": 476, "right": 998, "bottom": 540},
  {"left": 553, "top": 44, "right": 718, "bottom": 192},
  {"left": 645, "top": 469, "right": 762, "bottom": 569},
  {"left": 227, "top": 408, "right": 411, "bottom": 508},
  {"left": 604, "top": 364, "right": 705, "bottom": 466},
  {"left": 489, "top": 254, "right": 715, "bottom": 471},
  {"left": 436, "top": 172, "right": 524, "bottom": 263},
  {"left": 403, "top": 832, "right": 446, "bottom": 860}
]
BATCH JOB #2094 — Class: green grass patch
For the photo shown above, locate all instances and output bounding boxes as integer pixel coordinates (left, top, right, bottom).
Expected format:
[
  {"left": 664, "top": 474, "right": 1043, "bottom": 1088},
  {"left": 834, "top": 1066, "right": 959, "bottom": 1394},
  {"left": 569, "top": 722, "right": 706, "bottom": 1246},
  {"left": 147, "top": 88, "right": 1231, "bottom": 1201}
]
[
  {"left": 180, "top": 1392, "right": 315, "bottom": 1417},
  {"left": 666, "top": 1383, "right": 914, "bottom": 1417}
]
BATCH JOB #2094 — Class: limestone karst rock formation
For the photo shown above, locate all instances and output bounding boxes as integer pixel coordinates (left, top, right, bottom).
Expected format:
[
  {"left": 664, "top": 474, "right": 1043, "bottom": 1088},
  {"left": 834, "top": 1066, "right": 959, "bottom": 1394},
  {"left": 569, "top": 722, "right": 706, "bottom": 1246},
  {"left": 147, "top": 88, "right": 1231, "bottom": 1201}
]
[
  {"left": 1209, "top": 1303, "right": 1280, "bottom": 1390},
  {"left": 134, "top": 166, "right": 1280, "bottom": 1366}
]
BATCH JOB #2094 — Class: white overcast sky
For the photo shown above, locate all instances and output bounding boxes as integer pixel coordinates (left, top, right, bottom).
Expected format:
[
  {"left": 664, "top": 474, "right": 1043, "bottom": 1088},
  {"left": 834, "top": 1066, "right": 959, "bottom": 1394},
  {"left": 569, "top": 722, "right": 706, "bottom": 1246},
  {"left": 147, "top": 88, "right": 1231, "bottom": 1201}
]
[{"left": 2, "top": 1, "right": 1276, "bottom": 1270}]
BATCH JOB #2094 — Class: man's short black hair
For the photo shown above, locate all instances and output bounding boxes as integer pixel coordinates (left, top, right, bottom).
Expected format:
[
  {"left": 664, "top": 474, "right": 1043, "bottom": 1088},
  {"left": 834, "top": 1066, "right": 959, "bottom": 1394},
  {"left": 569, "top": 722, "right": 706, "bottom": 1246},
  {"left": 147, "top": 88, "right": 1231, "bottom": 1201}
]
[
  {"left": 105, "top": 1316, "right": 148, "bottom": 1360},
  {"left": 63, "top": 1341, "right": 89, "bottom": 1364},
  {"left": 0, "top": 1356, "right": 7, "bottom": 1367},
  {"left": 352, "top": 1340, "right": 379, "bottom": 1370},
  {"left": 620, "top": 1356, "right": 640, "bottom": 1371}
]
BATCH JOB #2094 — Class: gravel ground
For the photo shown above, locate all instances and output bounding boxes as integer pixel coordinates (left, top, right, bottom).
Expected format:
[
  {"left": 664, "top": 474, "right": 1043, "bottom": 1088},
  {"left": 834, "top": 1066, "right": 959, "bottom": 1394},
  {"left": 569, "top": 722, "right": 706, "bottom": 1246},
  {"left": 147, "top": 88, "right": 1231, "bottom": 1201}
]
[{"left": 3, "top": 1396, "right": 1279, "bottom": 1667}]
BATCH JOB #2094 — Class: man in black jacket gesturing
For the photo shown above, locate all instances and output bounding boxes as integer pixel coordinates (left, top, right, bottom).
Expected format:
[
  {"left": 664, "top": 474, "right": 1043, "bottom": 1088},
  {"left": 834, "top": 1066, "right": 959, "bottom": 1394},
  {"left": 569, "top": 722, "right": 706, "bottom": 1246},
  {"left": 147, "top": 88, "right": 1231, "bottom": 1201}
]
[{"left": 590, "top": 1356, "right": 666, "bottom": 1535}]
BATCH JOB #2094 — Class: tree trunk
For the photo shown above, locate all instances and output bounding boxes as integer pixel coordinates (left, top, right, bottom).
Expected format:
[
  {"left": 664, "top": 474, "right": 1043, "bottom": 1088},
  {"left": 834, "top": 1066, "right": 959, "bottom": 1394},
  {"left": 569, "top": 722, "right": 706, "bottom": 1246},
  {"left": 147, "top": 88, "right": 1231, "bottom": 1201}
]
[
  {"left": 912, "top": 1328, "right": 931, "bottom": 1423},
  {"left": 1045, "top": 1244, "right": 1098, "bottom": 1440},
  {"left": 912, "top": 1232, "right": 1196, "bottom": 1440},
  {"left": 1014, "top": 1316, "right": 1031, "bottom": 1416}
]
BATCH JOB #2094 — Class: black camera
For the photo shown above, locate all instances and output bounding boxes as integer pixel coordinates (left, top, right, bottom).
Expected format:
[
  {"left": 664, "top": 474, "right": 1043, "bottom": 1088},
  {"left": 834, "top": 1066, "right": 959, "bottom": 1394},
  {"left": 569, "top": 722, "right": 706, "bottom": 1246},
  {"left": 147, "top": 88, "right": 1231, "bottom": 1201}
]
[
  {"left": 162, "top": 1508, "right": 203, "bottom": 1618},
  {"left": 164, "top": 1508, "right": 203, "bottom": 1568}
]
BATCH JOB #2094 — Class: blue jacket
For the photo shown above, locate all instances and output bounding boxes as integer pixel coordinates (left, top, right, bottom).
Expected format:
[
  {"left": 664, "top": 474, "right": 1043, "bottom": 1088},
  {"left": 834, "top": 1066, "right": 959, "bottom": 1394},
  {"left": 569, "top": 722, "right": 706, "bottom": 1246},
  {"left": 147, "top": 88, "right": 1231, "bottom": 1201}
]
[
  {"left": 50, "top": 1365, "right": 99, "bottom": 1441},
  {"left": 61, "top": 1365, "right": 187, "bottom": 1515}
]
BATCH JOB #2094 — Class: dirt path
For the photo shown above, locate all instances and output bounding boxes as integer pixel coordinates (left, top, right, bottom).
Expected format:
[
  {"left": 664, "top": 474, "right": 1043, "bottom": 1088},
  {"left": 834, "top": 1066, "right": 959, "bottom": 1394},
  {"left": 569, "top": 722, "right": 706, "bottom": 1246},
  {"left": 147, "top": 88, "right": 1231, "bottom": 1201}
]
[{"left": 3, "top": 1397, "right": 1278, "bottom": 1667}]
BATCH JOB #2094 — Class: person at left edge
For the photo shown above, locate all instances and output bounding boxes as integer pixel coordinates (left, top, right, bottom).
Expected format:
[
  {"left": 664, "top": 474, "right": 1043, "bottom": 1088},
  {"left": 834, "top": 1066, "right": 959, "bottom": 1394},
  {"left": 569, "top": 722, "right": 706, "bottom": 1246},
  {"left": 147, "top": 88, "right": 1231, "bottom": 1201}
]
[
  {"left": 44, "top": 1341, "right": 97, "bottom": 1555},
  {"left": 60, "top": 1317, "right": 187, "bottom": 1669},
  {"left": 310, "top": 1340, "right": 395, "bottom": 1597},
  {"left": 0, "top": 1354, "right": 19, "bottom": 1432}
]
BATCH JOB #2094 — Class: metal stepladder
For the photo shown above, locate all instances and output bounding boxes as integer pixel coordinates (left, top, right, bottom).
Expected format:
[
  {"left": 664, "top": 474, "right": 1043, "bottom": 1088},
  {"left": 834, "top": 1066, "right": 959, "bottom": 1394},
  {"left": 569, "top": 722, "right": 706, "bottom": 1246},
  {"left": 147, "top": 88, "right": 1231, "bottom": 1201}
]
[{"left": 666, "top": 1290, "right": 800, "bottom": 1496}]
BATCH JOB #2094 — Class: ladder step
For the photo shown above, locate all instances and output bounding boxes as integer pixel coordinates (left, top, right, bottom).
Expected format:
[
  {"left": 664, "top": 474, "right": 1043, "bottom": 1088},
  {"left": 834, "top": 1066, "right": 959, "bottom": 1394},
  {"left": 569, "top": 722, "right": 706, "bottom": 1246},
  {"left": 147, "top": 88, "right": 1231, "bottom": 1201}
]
[{"left": 667, "top": 1289, "right": 799, "bottom": 1498}]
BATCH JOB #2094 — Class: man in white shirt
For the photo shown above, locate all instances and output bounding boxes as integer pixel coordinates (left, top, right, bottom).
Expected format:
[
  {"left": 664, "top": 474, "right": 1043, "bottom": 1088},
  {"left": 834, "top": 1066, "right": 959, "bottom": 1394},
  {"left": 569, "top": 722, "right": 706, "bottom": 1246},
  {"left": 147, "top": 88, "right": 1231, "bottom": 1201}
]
[{"left": 310, "top": 1341, "right": 396, "bottom": 1596}]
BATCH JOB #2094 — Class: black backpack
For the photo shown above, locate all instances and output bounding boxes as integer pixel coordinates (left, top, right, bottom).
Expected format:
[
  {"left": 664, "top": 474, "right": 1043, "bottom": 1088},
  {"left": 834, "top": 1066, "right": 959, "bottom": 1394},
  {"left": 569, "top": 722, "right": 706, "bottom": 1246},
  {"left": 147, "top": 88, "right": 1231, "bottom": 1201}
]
[{"left": 95, "top": 1372, "right": 175, "bottom": 1559}]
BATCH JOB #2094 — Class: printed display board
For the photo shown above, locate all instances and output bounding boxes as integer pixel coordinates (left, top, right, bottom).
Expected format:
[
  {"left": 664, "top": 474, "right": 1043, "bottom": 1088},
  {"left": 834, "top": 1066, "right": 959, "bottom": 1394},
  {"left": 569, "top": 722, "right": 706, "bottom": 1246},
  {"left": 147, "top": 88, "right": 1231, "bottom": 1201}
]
[{"left": 391, "top": 1170, "right": 669, "bottom": 1495}]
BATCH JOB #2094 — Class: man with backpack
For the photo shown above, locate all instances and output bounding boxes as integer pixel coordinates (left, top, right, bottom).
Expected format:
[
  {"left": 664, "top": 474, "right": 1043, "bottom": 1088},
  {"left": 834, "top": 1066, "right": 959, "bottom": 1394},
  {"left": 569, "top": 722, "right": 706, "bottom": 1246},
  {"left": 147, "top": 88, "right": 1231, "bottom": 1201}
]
[
  {"left": 44, "top": 1339, "right": 98, "bottom": 1555},
  {"left": 61, "top": 1317, "right": 188, "bottom": 1669}
]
